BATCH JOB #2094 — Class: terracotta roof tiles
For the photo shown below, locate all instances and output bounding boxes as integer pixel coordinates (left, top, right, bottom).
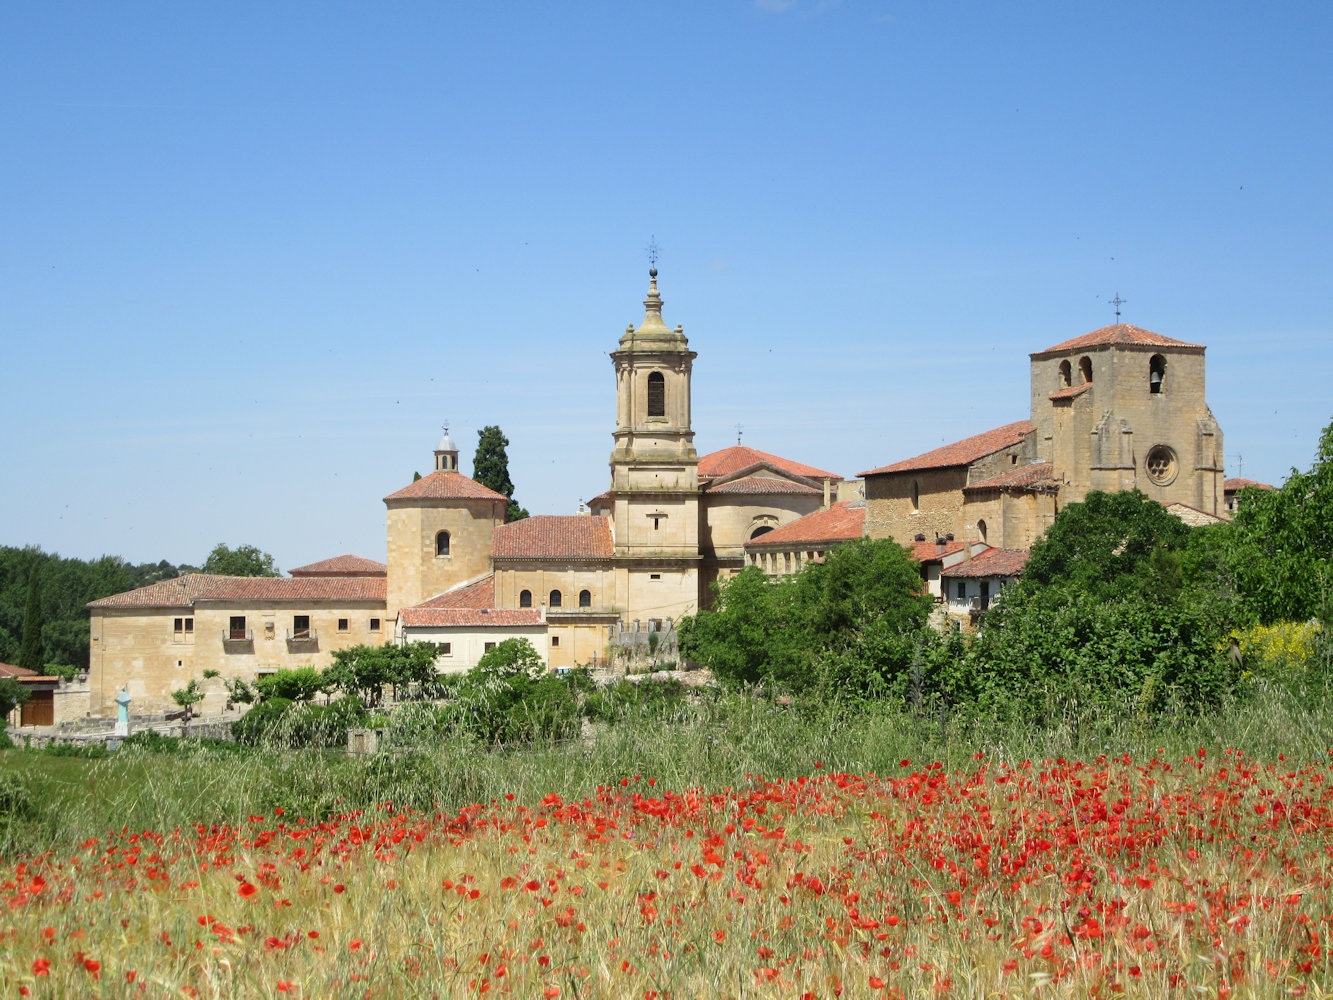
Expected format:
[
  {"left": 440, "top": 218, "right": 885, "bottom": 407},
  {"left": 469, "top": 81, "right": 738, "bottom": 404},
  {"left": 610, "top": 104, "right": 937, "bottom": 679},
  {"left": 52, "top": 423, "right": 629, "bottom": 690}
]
[
  {"left": 384, "top": 471, "right": 507, "bottom": 503},
  {"left": 88, "top": 574, "right": 386, "bottom": 609},
  {"left": 1033, "top": 323, "right": 1203, "bottom": 357},
  {"left": 1049, "top": 383, "right": 1092, "bottom": 401},
  {"left": 705, "top": 476, "right": 822, "bottom": 496},
  {"left": 964, "top": 462, "right": 1059, "bottom": 493},
  {"left": 399, "top": 607, "right": 545, "bottom": 628},
  {"left": 0, "top": 662, "right": 39, "bottom": 679},
  {"left": 941, "top": 548, "right": 1030, "bottom": 579},
  {"left": 1224, "top": 478, "right": 1274, "bottom": 492},
  {"left": 698, "top": 446, "right": 842, "bottom": 482},
  {"left": 415, "top": 576, "right": 496, "bottom": 609},
  {"left": 907, "top": 539, "right": 968, "bottom": 563},
  {"left": 289, "top": 554, "right": 387, "bottom": 577},
  {"left": 745, "top": 502, "right": 865, "bottom": 548},
  {"left": 860, "top": 421, "right": 1033, "bottom": 477},
  {"left": 491, "top": 516, "right": 614, "bottom": 560}
]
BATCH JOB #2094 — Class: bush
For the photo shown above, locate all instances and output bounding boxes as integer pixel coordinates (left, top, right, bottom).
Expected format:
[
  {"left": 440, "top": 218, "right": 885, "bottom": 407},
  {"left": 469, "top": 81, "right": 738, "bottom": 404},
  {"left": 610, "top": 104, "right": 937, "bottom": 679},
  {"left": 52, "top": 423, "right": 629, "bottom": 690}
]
[
  {"left": 255, "top": 667, "right": 325, "bottom": 702},
  {"left": 231, "top": 695, "right": 368, "bottom": 748}
]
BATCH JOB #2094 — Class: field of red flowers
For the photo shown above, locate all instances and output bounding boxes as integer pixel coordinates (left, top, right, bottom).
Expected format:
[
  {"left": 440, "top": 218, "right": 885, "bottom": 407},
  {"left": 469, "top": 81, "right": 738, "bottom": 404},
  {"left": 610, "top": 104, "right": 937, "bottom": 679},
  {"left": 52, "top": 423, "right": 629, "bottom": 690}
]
[{"left": 4, "top": 749, "right": 1332, "bottom": 998}]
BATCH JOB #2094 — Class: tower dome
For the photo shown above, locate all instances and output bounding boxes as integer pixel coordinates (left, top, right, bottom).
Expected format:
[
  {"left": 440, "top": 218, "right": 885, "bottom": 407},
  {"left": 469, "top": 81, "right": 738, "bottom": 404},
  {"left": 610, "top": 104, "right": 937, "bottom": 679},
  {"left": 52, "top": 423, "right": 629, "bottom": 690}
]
[{"left": 434, "top": 425, "right": 459, "bottom": 472}]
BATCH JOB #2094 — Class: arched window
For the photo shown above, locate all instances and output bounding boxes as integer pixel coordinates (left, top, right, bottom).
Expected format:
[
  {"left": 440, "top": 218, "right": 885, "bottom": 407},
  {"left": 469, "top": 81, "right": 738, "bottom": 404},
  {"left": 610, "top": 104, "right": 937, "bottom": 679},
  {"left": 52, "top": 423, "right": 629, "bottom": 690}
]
[
  {"left": 436, "top": 530, "right": 450, "bottom": 556},
  {"left": 749, "top": 525, "right": 774, "bottom": 541},
  {"left": 548, "top": 590, "right": 562, "bottom": 608},
  {"left": 1078, "top": 356, "right": 1093, "bottom": 384},
  {"left": 519, "top": 590, "right": 532, "bottom": 608},
  {"left": 646, "top": 372, "right": 666, "bottom": 417},
  {"left": 1149, "top": 354, "right": 1166, "bottom": 394},
  {"left": 1058, "top": 360, "right": 1072, "bottom": 388},
  {"left": 976, "top": 519, "right": 988, "bottom": 543},
  {"left": 579, "top": 589, "right": 591, "bottom": 608},
  {"left": 911, "top": 480, "right": 921, "bottom": 510}
]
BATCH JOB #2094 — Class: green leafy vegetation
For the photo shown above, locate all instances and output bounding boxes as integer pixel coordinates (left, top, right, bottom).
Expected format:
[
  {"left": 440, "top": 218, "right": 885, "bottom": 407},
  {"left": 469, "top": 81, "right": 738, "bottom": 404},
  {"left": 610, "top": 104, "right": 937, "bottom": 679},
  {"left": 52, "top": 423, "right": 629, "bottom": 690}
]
[{"left": 200, "top": 542, "right": 280, "bottom": 577}]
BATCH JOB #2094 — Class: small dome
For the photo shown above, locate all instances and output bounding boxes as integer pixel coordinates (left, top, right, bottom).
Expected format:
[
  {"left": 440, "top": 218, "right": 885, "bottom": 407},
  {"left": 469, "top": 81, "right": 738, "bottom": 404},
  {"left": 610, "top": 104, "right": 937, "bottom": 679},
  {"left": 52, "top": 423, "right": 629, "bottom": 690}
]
[{"left": 435, "top": 429, "right": 457, "bottom": 453}]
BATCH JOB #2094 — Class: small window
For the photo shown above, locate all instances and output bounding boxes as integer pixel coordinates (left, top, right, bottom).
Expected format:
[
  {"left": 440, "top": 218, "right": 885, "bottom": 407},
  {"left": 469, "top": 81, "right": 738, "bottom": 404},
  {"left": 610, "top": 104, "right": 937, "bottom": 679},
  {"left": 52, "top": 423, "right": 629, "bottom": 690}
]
[
  {"left": 652, "top": 516, "right": 661, "bottom": 530},
  {"left": 1058, "top": 359, "right": 1072, "bottom": 388},
  {"left": 484, "top": 642, "right": 496, "bottom": 653},
  {"left": 649, "top": 573, "right": 661, "bottom": 581},
  {"left": 976, "top": 519, "right": 987, "bottom": 543},
  {"left": 369, "top": 618, "right": 381, "bottom": 632},
  {"left": 579, "top": 589, "right": 591, "bottom": 608},
  {"left": 749, "top": 525, "right": 773, "bottom": 541},
  {"left": 293, "top": 615, "right": 311, "bottom": 639},
  {"left": 1079, "top": 356, "right": 1093, "bottom": 384},
  {"left": 184, "top": 618, "right": 193, "bottom": 635},
  {"left": 956, "top": 581, "right": 967, "bottom": 600},
  {"left": 519, "top": 589, "right": 533, "bottom": 608},
  {"left": 337, "top": 618, "right": 349, "bottom": 632},
  {"left": 436, "top": 530, "right": 451, "bottom": 556},
  {"left": 438, "top": 642, "right": 452, "bottom": 655},
  {"left": 549, "top": 590, "right": 562, "bottom": 608},
  {"left": 647, "top": 371, "right": 666, "bottom": 417},
  {"left": 551, "top": 636, "right": 560, "bottom": 647},
  {"left": 229, "top": 616, "right": 247, "bottom": 641},
  {"left": 911, "top": 480, "right": 920, "bottom": 511}
]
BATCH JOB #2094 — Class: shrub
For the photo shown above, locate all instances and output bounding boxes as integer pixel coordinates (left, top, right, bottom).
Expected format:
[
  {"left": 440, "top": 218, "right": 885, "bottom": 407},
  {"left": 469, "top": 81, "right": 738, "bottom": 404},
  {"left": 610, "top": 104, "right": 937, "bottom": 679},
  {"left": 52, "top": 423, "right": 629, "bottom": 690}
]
[{"left": 255, "top": 667, "right": 325, "bottom": 702}]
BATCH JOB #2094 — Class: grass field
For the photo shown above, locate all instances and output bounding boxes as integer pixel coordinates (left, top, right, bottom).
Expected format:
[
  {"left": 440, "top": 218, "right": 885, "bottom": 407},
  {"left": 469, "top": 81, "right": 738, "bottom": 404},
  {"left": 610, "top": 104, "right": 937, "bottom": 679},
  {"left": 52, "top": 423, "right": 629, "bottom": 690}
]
[{"left": 4, "top": 688, "right": 1333, "bottom": 997}]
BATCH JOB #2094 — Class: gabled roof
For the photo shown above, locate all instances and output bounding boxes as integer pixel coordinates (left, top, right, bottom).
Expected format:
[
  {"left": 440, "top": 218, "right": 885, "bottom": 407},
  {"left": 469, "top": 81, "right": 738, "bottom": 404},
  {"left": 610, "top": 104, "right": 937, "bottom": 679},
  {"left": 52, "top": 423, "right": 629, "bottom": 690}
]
[
  {"left": 384, "top": 471, "right": 507, "bottom": 503},
  {"left": 1049, "top": 383, "right": 1092, "bottom": 401},
  {"left": 907, "top": 539, "right": 968, "bottom": 564},
  {"left": 705, "top": 476, "right": 822, "bottom": 496},
  {"left": 860, "top": 421, "right": 1033, "bottom": 477},
  {"left": 400, "top": 606, "right": 545, "bottom": 628},
  {"left": 964, "top": 462, "right": 1059, "bottom": 494},
  {"left": 88, "top": 573, "right": 386, "bottom": 609},
  {"left": 1033, "top": 323, "right": 1203, "bottom": 357},
  {"left": 1224, "top": 478, "right": 1274, "bottom": 492},
  {"left": 415, "top": 576, "right": 495, "bottom": 609},
  {"left": 491, "top": 516, "right": 614, "bottom": 560},
  {"left": 698, "top": 445, "right": 841, "bottom": 483},
  {"left": 941, "top": 548, "right": 1030, "bottom": 579},
  {"left": 0, "top": 662, "right": 38, "bottom": 679},
  {"left": 745, "top": 501, "right": 865, "bottom": 549},
  {"left": 289, "top": 554, "right": 387, "bottom": 577}
]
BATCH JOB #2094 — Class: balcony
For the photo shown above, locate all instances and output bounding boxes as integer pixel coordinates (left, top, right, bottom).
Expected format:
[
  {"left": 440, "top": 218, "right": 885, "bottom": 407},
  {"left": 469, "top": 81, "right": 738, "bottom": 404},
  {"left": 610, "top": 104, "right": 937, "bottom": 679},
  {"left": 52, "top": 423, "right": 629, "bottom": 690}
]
[
  {"left": 286, "top": 628, "right": 319, "bottom": 649},
  {"left": 222, "top": 628, "right": 254, "bottom": 650}
]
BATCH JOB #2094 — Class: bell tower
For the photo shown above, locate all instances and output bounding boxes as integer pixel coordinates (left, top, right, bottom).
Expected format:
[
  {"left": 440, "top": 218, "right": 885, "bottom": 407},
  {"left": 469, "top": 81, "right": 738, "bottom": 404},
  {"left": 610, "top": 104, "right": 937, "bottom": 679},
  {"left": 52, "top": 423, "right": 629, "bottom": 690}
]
[{"left": 608, "top": 268, "right": 701, "bottom": 620}]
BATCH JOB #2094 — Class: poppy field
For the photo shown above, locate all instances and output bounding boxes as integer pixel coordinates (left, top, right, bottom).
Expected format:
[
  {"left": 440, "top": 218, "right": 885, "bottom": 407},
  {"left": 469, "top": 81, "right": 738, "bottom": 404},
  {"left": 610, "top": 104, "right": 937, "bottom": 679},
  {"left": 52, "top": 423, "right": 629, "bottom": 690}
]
[{"left": 4, "top": 746, "right": 1333, "bottom": 998}]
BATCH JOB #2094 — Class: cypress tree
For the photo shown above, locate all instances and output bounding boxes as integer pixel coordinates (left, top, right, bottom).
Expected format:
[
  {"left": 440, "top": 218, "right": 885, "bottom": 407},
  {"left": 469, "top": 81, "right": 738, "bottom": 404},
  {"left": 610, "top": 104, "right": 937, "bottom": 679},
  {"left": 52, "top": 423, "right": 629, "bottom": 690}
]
[
  {"left": 473, "top": 425, "right": 530, "bottom": 523},
  {"left": 18, "top": 565, "right": 44, "bottom": 671}
]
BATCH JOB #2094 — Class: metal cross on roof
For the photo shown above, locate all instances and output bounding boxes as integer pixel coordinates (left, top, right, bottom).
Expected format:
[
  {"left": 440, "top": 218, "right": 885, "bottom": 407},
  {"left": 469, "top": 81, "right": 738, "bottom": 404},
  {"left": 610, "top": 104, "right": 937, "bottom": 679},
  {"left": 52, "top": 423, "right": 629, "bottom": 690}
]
[
  {"left": 735, "top": 423, "right": 743, "bottom": 446},
  {"left": 1109, "top": 293, "right": 1127, "bottom": 321},
  {"left": 646, "top": 236, "right": 660, "bottom": 268}
]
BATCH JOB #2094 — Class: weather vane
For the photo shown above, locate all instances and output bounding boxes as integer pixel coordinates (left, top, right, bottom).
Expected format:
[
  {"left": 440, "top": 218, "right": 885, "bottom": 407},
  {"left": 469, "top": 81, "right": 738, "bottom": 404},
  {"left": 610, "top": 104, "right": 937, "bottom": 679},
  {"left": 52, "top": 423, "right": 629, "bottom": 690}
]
[
  {"left": 735, "top": 423, "right": 744, "bottom": 446},
  {"left": 646, "top": 235, "right": 660, "bottom": 269},
  {"left": 1109, "top": 293, "right": 1126, "bottom": 322}
]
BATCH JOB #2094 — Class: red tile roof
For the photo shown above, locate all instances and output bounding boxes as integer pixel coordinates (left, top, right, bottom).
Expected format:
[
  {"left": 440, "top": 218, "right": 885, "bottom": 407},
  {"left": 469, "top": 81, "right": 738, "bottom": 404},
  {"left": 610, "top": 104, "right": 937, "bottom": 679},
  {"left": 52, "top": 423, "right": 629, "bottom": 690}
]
[
  {"left": 492, "top": 516, "right": 614, "bottom": 560},
  {"left": 88, "top": 574, "right": 386, "bottom": 608},
  {"left": 289, "top": 554, "right": 387, "bottom": 577},
  {"left": 0, "top": 662, "right": 38, "bottom": 679},
  {"left": 1224, "top": 478, "right": 1274, "bottom": 492},
  {"left": 384, "top": 471, "right": 507, "bottom": 503},
  {"left": 705, "top": 476, "right": 822, "bottom": 496},
  {"left": 907, "top": 539, "right": 968, "bottom": 563},
  {"left": 964, "top": 462, "right": 1059, "bottom": 493},
  {"left": 860, "top": 421, "right": 1033, "bottom": 477},
  {"left": 1049, "top": 383, "right": 1092, "bottom": 401},
  {"left": 415, "top": 576, "right": 495, "bottom": 609},
  {"left": 698, "top": 446, "right": 842, "bottom": 482},
  {"left": 1033, "top": 323, "right": 1203, "bottom": 357},
  {"left": 399, "top": 606, "right": 545, "bottom": 628},
  {"left": 745, "top": 502, "right": 865, "bottom": 548},
  {"left": 941, "top": 548, "right": 1030, "bottom": 579}
]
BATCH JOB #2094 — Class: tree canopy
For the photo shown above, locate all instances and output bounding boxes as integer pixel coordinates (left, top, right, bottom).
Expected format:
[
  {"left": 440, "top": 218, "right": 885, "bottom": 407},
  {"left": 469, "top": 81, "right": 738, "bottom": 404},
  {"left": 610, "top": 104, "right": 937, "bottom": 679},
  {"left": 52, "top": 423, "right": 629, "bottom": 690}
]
[
  {"left": 201, "top": 543, "right": 280, "bottom": 578},
  {"left": 473, "top": 426, "right": 529, "bottom": 523}
]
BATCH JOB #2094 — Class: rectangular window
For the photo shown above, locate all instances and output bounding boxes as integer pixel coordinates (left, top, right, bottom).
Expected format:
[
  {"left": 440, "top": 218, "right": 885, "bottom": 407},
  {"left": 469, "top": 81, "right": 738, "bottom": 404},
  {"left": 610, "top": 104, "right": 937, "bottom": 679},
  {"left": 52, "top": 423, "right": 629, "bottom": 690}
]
[
  {"left": 551, "top": 636, "right": 560, "bottom": 647},
  {"left": 173, "top": 617, "right": 194, "bottom": 642},
  {"left": 337, "top": 618, "right": 349, "bottom": 632},
  {"left": 437, "top": 642, "right": 452, "bottom": 655},
  {"left": 369, "top": 618, "right": 381, "bottom": 632},
  {"left": 956, "top": 581, "right": 967, "bottom": 600},
  {"left": 649, "top": 573, "right": 661, "bottom": 580},
  {"left": 293, "top": 615, "right": 311, "bottom": 639},
  {"left": 484, "top": 641, "right": 496, "bottom": 653},
  {"left": 229, "top": 616, "right": 247, "bottom": 640}
]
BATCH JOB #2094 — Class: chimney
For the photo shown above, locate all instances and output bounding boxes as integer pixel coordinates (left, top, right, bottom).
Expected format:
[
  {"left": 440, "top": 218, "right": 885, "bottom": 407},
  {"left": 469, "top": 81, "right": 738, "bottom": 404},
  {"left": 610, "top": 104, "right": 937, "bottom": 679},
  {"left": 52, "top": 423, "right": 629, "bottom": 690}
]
[{"left": 822, "top": 477, "right": 831, "bottom": 509}]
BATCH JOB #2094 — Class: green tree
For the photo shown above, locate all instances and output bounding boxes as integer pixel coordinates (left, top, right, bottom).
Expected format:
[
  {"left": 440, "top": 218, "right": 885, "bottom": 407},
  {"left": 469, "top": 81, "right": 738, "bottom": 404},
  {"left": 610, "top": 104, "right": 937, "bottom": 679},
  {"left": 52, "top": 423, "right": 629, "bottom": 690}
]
[
  {"left": 1019, "top": 489, "right": 1192, "bottom": 604},
  {"left": 472, "top": 426, "right": 529, "bottom": 523},
  {"left": 18, "top": 566, "right": 44, "bottom": 671},
  {"left": 201, "top": 543, "right": 280, "bottom": 577},
  {"left": 0, "top": 677, "right": 30, "bottom": 719},
  {"left": 171, "top": 679, "right": 205, "bottom": 721}
]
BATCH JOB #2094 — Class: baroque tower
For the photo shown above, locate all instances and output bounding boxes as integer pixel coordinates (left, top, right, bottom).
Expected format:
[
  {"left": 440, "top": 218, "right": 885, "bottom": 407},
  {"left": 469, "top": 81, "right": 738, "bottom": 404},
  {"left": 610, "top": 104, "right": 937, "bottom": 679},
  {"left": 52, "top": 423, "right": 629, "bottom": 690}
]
[{"left": 608, "top": 268, "right": 701, "bottom": 622}]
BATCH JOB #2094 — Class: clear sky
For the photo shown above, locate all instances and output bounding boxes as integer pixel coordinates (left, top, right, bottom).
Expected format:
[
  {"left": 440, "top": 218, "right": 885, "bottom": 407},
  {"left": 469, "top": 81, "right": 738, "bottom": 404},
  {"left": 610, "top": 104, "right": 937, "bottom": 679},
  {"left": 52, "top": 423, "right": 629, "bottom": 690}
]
[{"left": 2, "top": 1, "right": 1330, "bottom": 572}]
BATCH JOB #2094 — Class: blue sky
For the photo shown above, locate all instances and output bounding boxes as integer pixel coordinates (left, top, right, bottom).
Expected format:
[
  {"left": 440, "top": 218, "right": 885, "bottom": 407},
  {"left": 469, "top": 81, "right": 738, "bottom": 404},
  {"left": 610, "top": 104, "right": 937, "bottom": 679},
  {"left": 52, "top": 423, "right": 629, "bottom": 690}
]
[{"left": 2, "top": 1, "right": 1330, "bottom": 572}]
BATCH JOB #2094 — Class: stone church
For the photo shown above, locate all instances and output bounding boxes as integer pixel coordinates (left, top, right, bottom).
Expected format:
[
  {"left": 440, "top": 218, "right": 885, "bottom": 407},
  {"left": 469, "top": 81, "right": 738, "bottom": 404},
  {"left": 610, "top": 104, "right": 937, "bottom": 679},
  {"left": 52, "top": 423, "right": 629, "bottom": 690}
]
[{"left": 85, "top": 270, "right": 849, "bottom": 713}]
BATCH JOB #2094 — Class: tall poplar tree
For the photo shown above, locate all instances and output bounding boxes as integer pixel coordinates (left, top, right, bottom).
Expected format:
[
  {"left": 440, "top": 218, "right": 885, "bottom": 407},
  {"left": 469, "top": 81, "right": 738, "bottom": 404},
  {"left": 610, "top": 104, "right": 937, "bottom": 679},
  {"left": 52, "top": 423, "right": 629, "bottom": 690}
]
[{"left": 473, "top": 426, "right": 529, "bottom": 523}]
